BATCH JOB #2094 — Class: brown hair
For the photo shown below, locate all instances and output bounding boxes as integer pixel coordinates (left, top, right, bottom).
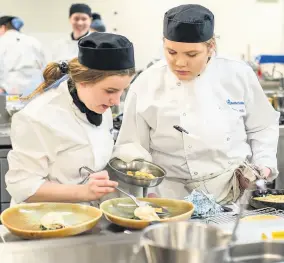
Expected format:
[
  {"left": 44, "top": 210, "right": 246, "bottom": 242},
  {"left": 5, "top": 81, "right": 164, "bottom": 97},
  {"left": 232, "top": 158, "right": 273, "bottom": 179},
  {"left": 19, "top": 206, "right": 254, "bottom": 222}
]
[
  {"left": 22, "top": 58, "right": 135, "bottom": 100},
  {"left": 2, "top": 22, "right": 16, "bottom": 31}
]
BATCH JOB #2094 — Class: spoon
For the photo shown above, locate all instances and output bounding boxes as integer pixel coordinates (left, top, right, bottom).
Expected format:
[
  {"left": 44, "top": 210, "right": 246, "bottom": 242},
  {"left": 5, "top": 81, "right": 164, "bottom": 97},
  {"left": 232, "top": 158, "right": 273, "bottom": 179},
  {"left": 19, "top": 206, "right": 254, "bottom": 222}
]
[{"left": 79, "top": 166, "right": 171, "bottom": 218}]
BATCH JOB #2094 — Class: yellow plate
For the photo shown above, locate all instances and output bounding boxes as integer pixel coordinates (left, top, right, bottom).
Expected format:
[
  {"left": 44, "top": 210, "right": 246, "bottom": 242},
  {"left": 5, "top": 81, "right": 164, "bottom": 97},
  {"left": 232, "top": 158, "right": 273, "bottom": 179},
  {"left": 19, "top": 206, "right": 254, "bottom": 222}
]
[
  {"left": 241, "top": 215, "right": 281, "bottom": 221},
  {"left": 1, "top": 203, "right": 102, "bottom": 239},
  {"left": 100, "top": 198, "right": 194, "bottom": 229}
]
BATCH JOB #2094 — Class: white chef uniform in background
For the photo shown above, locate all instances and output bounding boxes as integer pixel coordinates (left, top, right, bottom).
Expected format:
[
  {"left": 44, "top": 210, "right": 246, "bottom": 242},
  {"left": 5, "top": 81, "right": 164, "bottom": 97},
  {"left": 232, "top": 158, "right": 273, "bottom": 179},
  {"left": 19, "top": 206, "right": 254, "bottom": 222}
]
[
  {"left": 0, "top": 16, "right": 46, "bottom": 95},
  {"left": 51, "top": 3, "right": 92, "bottom": 62}
]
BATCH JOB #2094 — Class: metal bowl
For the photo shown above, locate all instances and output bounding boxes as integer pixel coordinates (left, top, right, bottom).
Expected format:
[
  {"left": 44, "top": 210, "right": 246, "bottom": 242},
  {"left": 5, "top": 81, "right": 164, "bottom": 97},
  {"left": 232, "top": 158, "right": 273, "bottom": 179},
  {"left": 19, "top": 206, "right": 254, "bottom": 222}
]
[
  {"left": 141, "top": 221, "right": 231, "bottom": 263},
  {"left": 107, "top": 158, "right": 166, "bottom": 188}
]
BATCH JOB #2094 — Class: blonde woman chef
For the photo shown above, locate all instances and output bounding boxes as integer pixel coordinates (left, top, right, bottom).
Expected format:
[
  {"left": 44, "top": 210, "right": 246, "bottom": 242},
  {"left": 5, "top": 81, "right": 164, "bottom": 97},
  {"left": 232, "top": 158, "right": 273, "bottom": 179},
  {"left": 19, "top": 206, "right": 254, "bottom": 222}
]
[
  {"left": 113, "top": 4, "right": 279, "bottom": 204},
  {"left": 6, "top": 32, "right": 135, "bottom": 206}
]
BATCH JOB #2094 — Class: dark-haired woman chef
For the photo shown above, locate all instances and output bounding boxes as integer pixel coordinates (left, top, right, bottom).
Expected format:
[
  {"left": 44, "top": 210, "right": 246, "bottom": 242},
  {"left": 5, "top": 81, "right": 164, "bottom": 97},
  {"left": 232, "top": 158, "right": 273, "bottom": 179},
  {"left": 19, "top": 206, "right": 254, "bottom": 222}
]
[{"left": 113, "top": 4, "right": 279, "bottom": 204}]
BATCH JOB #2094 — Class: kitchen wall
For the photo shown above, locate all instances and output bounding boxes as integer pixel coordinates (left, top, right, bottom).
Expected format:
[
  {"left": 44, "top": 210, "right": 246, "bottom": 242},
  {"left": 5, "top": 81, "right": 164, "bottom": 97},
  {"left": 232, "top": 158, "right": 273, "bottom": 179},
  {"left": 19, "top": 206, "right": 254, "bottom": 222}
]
[{"left": 1, "top": 0, "right": 284, "bottom": 69}]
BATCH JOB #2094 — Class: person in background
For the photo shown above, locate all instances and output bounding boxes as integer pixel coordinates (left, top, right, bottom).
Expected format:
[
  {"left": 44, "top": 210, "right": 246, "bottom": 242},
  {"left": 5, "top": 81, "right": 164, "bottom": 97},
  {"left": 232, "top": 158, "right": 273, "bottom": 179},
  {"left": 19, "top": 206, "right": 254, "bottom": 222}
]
[
  {"left": 113, "top": 4, "right": 279, "bottom": 204},
  {"left": 0, "top": 16, "right": 46, "bottom": 95},
  {"left": 51, "top": 3, "right": 92, "bottom": 61},
  {"left": 6, "top": 32, "right": 135, "bottom": 207},
  {"left": 90, "top": 13, "right": 106, "bottom": 33}
]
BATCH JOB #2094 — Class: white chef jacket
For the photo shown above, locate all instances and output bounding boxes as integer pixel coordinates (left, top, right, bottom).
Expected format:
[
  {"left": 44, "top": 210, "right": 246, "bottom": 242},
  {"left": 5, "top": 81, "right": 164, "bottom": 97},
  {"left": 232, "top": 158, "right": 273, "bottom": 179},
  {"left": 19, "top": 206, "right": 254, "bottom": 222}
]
[
  {"left": 6, "top": 80, "right": 114, "bottom": 205},
  {"left": 0, "top": 30, "right": 46, "bottom": 95},
  {"left": 51, "top": 33, "right": 89, "bottom": 62},
  {"left": 113, "top": 56, "right": 280, "bottom": 200}
]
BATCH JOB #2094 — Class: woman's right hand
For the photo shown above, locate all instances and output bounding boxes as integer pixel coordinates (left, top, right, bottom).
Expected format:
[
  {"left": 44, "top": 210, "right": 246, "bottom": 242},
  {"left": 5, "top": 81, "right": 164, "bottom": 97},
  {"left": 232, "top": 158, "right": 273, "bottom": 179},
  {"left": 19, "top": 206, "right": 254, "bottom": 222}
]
[{"left": 84, "top": 171, "right": 118, "bottom": 201}]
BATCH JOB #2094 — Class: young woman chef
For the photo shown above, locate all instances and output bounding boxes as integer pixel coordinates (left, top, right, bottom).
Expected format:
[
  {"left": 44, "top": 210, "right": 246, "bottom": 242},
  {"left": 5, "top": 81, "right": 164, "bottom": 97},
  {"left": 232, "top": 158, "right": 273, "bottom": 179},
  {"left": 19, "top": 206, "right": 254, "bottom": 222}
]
[
  {"left": 5, "top": 32, "right": 135, "bottom": 206},
  {"left": 51, "top": 3, "right": 92, "bottom": 61},
  {"left": 113, "top": 4, "right": 280, "bottom": 204}
]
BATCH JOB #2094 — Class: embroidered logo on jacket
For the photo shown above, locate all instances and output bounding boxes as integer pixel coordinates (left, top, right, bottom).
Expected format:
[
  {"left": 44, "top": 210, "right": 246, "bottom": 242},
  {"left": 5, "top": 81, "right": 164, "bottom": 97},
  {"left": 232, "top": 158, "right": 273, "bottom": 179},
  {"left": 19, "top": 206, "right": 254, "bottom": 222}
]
[{"left": 226, "top": 99, "right": 245, "bottom": 105}]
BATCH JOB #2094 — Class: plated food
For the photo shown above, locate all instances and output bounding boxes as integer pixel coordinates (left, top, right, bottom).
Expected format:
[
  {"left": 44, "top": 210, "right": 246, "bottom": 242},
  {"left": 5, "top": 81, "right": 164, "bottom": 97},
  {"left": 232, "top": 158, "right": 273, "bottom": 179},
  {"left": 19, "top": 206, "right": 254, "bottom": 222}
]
[
  {"left": 1, "top": 203, "right": 102, "bottom": 239},
  {"left": 100, "top": 197, "right": 194, "bottom": 229}
]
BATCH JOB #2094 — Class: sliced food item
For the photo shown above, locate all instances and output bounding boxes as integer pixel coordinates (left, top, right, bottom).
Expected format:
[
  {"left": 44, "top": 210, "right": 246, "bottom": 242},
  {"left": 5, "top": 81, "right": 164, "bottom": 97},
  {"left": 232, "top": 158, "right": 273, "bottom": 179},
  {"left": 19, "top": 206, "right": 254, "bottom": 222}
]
[
  {"left": 134, "top": 206, "right": 160, "bottom": 221},
  {"left": 39, "top": 212, "right": 66, "bottom": 230}
]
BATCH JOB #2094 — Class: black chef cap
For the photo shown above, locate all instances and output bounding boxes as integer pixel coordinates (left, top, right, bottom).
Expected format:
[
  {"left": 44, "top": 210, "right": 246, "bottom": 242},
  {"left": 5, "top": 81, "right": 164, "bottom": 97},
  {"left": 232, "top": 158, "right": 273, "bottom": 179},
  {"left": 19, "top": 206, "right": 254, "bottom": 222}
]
[
  {"left": 69, "top": 3, "right": 92, "bottom": 17},
  {"left": 0, "top": 16, "right": 15, "bottom": 26},
  {"left": 163, "top": 4, "right": 214, "bottom": 43},
  {"left": 78, "top": 32, "right": 135, "bottom": 70}
]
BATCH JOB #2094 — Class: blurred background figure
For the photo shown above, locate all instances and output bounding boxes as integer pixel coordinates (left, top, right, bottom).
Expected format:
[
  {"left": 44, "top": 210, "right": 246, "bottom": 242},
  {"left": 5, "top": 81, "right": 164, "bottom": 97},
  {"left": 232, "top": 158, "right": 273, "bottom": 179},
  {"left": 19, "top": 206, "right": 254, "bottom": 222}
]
[
  {"left": 51, "top": 3, "right": 92, "bottom": 61},
  {"left": 90, "top": 12, "right": 106, "bottom": 32},
  {"left": 0, "top": 15, "right": 46, "bottom": 95}
]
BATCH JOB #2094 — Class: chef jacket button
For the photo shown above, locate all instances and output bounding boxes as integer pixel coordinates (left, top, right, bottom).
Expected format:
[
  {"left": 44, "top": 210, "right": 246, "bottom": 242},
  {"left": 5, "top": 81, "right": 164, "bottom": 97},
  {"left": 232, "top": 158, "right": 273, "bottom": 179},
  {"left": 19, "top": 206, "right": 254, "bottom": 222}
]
[
  {"left": 183, "top": 113, "right": 187, "bottom": 116},
  {"left": 194, "top": 172, "right": 198, "bottom": 175},
  {"left": 188, "top": 145, "right": 192, "bottom": 148},
  {"left": 227, "top": 137, "right": 231, "bottom": 141},
  {"left": 177, "top": 82, "right": 181, "bottom": 86},
  {"left": 228, "top": 161, "right": 232, "bottom": 165}
]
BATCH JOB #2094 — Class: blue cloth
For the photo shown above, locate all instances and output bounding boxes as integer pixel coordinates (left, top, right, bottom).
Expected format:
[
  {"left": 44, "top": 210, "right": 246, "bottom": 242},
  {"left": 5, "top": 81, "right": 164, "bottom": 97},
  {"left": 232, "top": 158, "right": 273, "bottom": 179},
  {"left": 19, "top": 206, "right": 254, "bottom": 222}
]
[{"left": 184, "top": 190, "right": 223, "bottom": 218}]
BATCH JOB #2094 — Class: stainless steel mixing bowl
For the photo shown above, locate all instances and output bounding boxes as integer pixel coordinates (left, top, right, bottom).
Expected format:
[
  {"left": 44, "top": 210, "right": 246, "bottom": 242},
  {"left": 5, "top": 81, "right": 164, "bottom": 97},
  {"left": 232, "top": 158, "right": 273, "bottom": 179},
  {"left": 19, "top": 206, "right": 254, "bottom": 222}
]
[{"left": 107, "top": 158, "right": 166, "bottom": 188}]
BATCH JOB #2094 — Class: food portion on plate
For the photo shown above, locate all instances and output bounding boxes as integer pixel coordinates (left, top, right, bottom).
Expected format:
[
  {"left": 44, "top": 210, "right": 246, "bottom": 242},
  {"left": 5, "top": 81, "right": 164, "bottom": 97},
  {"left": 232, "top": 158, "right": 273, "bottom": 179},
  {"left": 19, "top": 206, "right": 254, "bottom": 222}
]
[
  {"left": 39, "top": 212, "right": 68, "bottom": 231},
  {"left": 134, "top": 206, "right": 160, "bottom": 221},
  {"left": 253, "top": 195, "right": 284, "bottom": 203},
  {"left": 126, "top": 170, "right": 155, "bottom": 180}
]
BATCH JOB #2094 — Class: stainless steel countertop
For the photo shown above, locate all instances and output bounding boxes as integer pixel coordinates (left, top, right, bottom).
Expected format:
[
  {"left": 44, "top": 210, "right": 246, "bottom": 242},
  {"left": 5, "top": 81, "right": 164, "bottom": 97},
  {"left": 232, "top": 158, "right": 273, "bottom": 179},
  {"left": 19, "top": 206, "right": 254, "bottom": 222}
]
[
  {"left": 0, "top": 230, "right": 145, "bottom": 263},
  {"left": 0, "top": 217, "right": 145, "bottom": 263}
]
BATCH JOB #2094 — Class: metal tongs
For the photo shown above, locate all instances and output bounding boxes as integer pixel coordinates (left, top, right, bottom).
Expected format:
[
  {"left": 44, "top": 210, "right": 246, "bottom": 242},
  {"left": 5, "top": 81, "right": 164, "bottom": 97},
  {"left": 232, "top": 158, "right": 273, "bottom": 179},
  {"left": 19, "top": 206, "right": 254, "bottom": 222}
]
[{"left": 223, "top": 179, "right": 267, "bottom": 262}]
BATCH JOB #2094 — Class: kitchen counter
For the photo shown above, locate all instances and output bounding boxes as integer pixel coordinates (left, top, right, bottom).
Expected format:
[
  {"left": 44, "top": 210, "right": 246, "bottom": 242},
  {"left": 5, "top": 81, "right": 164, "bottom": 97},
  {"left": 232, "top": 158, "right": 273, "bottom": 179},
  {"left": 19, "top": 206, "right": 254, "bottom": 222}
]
[
  {"left": 1, "top": 212, "right": 284, "bottom": 263},
  {"left": 0, "top": 217, "right": 142, "bottom": 243},
  {"left": 0, "top": 227, "right": 145, "bottom": 263},
  {"left": 0, "top": 217, "right": 146, "bottom": 263}
]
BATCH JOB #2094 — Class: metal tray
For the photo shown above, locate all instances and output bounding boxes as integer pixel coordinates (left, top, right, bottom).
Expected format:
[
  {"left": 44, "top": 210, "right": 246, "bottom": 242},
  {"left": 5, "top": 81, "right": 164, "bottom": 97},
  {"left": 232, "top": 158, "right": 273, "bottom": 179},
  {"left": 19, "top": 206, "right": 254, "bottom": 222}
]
[{"left": 249, "top": 189, "right": 284, "bottom": 210}]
